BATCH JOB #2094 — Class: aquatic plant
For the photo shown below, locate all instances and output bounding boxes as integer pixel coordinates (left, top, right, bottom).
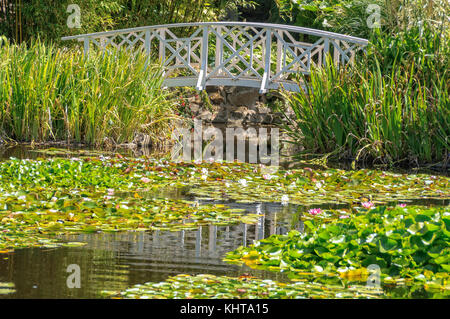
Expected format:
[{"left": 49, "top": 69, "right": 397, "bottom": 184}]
[
  {"left": 0, "top": 157, "right": 448, "bottom": 205},
  {"left": 0, "top": 157, "right": 448, "bottom": 254},
  {"left": 102, "top": 274, "right": 384, "bottom": 299},
  {"left": 0, "top": 189, "right": 258, "bottom": 251},
  {"left": 224, "top": 205, "right": 450, "bottom": 290}
]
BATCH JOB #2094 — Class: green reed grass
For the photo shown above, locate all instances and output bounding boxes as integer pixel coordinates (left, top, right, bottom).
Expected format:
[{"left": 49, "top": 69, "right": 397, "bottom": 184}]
[
  {"left": 280, "top": 23, "right": 449, "bottom": 166},
  {"left": 0, "top": 39, "right": 178, "bottom": 146}
]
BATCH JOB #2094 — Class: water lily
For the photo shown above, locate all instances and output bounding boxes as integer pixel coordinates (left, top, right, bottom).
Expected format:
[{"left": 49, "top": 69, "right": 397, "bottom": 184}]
[
  {"left": 201, "top": 174, "right": 207, "bottom": 181},
  {"left": 308, "top": 208, "right": 322, "bottom": 215},
  {"left": 361, "top": 201, "right": 375, "bottom": 209},
  {"left": 262, "top": 174, "right": 275, "bottom": 180},
  {"left": 107, "top": 188, "right": 114, "bottom": 195},
  {"left": 201, "top": 168, "right": 208, "bottom": 175},
  {"left": 238, "top": 179, "right": 248, "bottom": 187},
  {"left": 399, "top": 203, "right": 407, "bottom": 208},
  {"left": 281, "top": 195, "right": 289, "bottom": 206},
  {"left": 339, "top": 215, "right": 350, "bottom": 219}
]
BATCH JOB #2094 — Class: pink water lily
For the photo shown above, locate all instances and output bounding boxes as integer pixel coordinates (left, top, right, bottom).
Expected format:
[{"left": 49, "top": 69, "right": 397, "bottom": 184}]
[
  {"left": 308, "top": 208, "right": 322, "bottom": 215},
  {"left": 140, "top": 177, "right": 151, "bottom": 183},
  {"left": 361, "top": 201, "right": 375, "bottom": 209},
  {"left": 339, "top": 215, "right": 350, "bottom": 219},
  {"left": 398, "top": 203, "right": 407, "bottom": 208}
]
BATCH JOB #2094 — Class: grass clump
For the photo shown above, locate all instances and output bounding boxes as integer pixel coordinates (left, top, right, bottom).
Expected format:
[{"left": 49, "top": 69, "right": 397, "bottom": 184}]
[
  {"left": 280, "top": 16, "right": 449, "bottom": 167},
  {"left": 0, "top": 39, "right": 178, "bottom": 146}
]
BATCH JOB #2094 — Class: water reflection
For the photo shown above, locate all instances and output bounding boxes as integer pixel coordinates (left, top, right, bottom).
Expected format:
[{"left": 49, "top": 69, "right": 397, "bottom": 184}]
[{"left": 0, "top": 202, "right": 297, "bottom": 298}]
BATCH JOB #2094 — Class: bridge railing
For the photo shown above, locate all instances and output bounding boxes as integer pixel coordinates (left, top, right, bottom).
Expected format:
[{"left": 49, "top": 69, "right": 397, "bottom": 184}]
[{"left": 62, "top": 22, "right": 368, "bottom": 93}]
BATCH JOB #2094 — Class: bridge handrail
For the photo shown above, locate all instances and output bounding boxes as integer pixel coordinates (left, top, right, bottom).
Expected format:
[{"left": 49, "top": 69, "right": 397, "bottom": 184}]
[
  {"left": 62, "top": 22, "right": 368, "bottom": 93},
  {"left": 61, "top": 21, "right": 369, "bottom": 45}
]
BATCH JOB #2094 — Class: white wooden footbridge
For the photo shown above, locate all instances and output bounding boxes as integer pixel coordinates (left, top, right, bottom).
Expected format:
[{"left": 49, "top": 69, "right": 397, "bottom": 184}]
[{"left": 62, "top": 22, "right": 368, "bottom": 93}]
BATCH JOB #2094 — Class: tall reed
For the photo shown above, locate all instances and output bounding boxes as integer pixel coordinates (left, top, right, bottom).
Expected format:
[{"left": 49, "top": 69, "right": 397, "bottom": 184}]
[
  {"left": 0, "top": 39, "right": 178, "bottom": 146},
  {"left": 280, "top": 22, "right": 449, "bottom": 166}
]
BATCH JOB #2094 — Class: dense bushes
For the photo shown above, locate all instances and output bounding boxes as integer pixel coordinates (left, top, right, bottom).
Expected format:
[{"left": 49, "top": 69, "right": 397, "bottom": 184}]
[
  {"left": 275, "top": 0, "right": 448, "bottom": 39},
  {"left": 0, "top": 0, "right": 257, "bottom": 43},
  {"left": 0, "top": 39, "right": 177, "bottom": 145}
]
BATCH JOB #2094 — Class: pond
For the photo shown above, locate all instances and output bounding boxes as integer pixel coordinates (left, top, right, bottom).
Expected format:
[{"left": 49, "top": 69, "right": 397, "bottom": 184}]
[{"left": 0, "top": 145, "right": 448, "bottom": 299}]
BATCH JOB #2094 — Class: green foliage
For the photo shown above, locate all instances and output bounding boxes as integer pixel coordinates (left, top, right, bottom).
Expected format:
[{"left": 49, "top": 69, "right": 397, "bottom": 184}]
[
  {"left": 225, "top": 205, "right": 450, "bottom": 289},
  {"left": 0, "top": 40, "right": 176, "bottom": 145},
  {"left": 1, "top": 0, "right": 125, "bottom": 43},
  {"left": 1, "top": 0, "right": 259, "bottom": 44},
  {"left": 280, "top": 19, "right": 449, "bottom": 166},
  {"left": 274, "top": 0, "right": 449, "bottom": 40}
]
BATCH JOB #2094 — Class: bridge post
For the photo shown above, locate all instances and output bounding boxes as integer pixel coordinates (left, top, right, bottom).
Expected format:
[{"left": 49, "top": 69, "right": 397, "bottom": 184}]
[
  {"left": 276, "top": 30, "right": 282, "bottom": 75},
  {"left": 83, "top": 37, "right": 90, "bottom": 55},
  {"left": 215, "top": 26, "right": 223, "bottom": 76},
  {"left": 323, "top": 37, "right": 329, "bottom": 66},
  {"left": 159, "top": 29, "right": 166, "bottom": 63},
  {"left": 196, "top": 25, "right": 209, "bottom": 91},
  {"left": 144, "top": 30, "right": 151, "bottom": 54},
  {"left": 159, "top": 28, "right": 166, "bottom": 77},
  {"left": 260, "top": 28, "right": 272, "bottom": 94}
]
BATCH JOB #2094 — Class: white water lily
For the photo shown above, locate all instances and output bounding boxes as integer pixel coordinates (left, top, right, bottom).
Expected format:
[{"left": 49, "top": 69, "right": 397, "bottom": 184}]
[
  {"left": 225, "top": 182, "right": 230, "bottom": 188},
  {"left": 238, "top": 179, "right": 248, "bottom": 187},
  {"left": 366, "top": 233, "right": 377, "bottom": 243},
  {"left": 201, "top": 168, "right": 208, "bottom": 175},
  {"left": 201, "top": 174, "right": 207, "bottom": 181}
]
